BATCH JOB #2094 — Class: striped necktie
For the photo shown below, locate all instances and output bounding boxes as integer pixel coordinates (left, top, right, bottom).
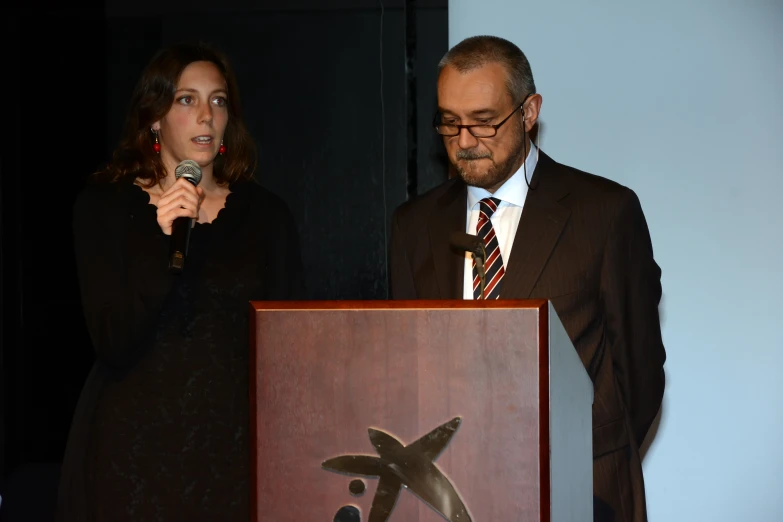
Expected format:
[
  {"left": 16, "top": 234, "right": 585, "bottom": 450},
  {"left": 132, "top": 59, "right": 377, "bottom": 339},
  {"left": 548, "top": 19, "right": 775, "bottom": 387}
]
[{"left": 473, "top": 197, "right": 505, "bottom": 300}]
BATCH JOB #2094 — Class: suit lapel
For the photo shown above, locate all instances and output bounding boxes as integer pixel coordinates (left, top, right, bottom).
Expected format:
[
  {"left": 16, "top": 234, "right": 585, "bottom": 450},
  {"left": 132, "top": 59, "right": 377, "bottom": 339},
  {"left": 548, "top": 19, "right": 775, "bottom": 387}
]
[
  {"left": 428, "top": 180, "right": 468, "bottom": 299},
  {"left": 503, "top": 152, "right": 571, "bottom": 298}
]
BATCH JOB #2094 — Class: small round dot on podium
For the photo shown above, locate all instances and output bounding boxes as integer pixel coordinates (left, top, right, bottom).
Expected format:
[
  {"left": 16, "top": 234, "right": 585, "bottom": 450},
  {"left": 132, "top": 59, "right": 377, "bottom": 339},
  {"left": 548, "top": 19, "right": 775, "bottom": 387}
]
[{"left": 348, "top": 479, "right": 366, "bottom": 496}]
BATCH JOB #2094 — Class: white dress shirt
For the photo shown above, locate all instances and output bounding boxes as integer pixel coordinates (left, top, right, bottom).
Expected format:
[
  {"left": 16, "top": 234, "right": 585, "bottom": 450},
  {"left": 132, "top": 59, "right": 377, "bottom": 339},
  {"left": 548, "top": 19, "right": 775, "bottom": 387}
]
[{"left": 463, "top": 143, "right": 539, "bottom": 299}]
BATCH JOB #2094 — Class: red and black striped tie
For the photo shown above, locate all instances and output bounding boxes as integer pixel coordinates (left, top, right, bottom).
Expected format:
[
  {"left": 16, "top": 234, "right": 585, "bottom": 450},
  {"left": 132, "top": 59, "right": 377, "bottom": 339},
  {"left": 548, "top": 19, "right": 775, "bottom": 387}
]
[{"left": 473, "top": 197, "right": 505, "bottom": 300}]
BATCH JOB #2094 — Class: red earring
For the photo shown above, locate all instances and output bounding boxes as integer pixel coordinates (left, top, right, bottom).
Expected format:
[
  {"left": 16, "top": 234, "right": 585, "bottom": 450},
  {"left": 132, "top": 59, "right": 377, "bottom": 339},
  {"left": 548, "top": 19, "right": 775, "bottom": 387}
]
[
  {"left": 152, "top": 130, "right": 161, "bottom": 153},
  {"left": 218, "top": 140, "right": 226, "bottom": 155}
]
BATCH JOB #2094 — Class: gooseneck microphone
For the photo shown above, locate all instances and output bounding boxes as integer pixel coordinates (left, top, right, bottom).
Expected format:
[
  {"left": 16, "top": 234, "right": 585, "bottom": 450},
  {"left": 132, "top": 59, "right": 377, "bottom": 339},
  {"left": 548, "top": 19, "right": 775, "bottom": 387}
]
[
  {"left": 168, "top": 159, "right": 202, "bottom": 273},
  {"left": 449, "top": 231, "right": 487, "bottom": 300}
]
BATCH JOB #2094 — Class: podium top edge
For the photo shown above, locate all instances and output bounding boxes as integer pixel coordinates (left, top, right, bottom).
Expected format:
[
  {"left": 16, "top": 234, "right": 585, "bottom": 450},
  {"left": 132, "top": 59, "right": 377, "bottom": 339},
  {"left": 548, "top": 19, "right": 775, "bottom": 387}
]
[{"left": 249, "top": 299, "right": 549, "bottom": 312}]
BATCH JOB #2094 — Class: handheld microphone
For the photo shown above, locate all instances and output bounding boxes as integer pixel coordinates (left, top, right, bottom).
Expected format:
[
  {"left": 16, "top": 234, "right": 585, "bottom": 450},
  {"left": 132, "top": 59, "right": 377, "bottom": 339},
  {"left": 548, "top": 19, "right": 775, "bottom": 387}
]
[
  {"left": 168, "top": 159, "right": 202, "bottom": 273},
  {"left": 449, "top": 231, "right": 487, "bottom": 300}
]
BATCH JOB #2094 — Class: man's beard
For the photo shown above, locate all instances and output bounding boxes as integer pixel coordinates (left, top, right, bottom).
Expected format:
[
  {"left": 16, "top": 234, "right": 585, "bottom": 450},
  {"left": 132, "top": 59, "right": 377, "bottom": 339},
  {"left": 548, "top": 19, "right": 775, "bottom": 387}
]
[{"left": 452, "top": 126, "right": 526, "bottom": 190}]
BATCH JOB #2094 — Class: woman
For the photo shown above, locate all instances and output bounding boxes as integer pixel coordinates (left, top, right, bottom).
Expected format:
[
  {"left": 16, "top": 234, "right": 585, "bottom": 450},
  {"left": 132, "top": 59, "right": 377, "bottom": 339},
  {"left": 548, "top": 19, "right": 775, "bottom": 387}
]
[{"left": 57, "top": 42, "right": 305, "bottom": 521}]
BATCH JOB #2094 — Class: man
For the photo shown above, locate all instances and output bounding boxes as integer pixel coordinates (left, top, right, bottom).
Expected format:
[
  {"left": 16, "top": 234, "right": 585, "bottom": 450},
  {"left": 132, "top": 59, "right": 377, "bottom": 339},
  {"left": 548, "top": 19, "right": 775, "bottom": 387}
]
[{"left": 389, "top": 35, "right": 665, "bottom": 522}]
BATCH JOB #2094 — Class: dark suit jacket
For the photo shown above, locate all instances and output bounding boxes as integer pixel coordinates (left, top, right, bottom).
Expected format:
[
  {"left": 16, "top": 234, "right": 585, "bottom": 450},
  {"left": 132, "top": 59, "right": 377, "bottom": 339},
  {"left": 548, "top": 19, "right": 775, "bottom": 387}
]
[{"left": 389, "top": 150, "right": 666, "bottom": 522}]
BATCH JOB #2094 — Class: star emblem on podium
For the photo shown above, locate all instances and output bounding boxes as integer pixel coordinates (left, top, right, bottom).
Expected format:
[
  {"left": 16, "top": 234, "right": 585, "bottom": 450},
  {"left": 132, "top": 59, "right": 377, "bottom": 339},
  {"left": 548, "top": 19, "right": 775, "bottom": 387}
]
[{"left": 322, "top": 416, "right": 472, "bottom": 522}]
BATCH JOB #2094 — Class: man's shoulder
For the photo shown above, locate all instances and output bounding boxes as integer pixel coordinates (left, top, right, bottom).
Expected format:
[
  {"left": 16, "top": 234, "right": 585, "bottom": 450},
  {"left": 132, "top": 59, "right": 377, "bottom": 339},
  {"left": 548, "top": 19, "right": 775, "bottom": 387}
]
[
  {"left": 541, "top": 151, "right": 638, "bottom": 205},
  {"left": 393, "top": 177, "right": 464, "bottom": 223}
]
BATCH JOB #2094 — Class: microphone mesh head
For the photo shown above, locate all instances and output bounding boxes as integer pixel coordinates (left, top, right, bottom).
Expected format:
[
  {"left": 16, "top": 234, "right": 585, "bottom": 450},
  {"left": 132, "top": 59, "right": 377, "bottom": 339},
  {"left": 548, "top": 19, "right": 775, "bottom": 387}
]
[{"left": 174, "top": 159, "right": 203, "bottom": 185}]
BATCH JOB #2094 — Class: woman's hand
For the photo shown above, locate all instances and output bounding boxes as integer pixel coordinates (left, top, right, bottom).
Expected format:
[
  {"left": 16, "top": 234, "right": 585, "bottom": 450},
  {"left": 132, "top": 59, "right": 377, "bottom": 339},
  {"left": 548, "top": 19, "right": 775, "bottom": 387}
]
[{"left": 155, "top": 177, "right": 205, "bottom": 235}]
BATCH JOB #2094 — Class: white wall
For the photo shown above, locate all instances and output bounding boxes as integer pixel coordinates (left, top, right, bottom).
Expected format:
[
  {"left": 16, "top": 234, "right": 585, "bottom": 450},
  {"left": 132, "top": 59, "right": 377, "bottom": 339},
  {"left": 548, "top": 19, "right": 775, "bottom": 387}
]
[{"left": 449, "top": 1, "right": 783, "bottom": 520}]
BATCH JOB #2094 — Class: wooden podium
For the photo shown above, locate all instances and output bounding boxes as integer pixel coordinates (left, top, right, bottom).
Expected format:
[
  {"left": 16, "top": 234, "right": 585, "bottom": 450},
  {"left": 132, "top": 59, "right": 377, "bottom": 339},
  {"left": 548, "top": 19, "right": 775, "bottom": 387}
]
[{"left": 250, "top": 300, "right": 593, "bottom": 522}]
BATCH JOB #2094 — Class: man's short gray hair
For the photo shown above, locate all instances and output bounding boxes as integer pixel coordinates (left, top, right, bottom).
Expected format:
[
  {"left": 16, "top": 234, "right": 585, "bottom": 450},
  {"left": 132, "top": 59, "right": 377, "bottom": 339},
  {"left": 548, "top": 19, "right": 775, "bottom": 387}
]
[{"left": 438, "top": 35, "right": 536, "bottom": 103}]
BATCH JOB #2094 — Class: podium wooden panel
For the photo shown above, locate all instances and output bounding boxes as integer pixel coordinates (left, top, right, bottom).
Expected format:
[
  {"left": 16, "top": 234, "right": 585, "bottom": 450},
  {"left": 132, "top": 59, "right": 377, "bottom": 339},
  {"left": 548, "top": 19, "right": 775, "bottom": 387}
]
[{"left": 250, "top": 300, "right": 592, "bottom": 522}]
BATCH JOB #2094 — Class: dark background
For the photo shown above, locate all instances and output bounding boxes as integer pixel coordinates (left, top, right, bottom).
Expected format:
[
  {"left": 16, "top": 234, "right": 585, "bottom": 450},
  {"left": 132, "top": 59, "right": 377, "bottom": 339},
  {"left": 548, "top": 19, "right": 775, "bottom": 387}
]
[{"left": 0, "top": 0, "right": 449, "bottom": 517}]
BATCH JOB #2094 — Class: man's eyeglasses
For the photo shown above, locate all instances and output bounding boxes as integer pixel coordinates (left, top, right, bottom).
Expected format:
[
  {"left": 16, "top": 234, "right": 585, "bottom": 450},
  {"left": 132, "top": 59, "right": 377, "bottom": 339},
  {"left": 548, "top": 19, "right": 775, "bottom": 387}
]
[{"left": 433, "top": 104, "right": 523, "bottom": 138}]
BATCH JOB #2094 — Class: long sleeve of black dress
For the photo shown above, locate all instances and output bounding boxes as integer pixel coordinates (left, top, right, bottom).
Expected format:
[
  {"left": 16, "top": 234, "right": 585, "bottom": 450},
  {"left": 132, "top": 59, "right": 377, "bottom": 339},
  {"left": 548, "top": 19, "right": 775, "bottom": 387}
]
[{"left": 72, "top": 181, "right": 178, "bottom": 374}]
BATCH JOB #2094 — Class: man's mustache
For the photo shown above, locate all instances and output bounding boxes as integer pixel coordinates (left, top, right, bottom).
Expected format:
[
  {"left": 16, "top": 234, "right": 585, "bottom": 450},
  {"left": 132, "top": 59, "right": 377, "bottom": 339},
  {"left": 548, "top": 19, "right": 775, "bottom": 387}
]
[{"left": 456, "top": 149, "right": 493, "bottom": 160}]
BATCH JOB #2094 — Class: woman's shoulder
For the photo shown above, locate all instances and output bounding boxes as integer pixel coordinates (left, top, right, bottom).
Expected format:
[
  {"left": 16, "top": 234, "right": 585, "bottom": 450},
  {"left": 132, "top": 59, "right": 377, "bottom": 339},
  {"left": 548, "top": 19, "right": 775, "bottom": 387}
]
[
  {"left": 232, "top": 178, "right": 294, "bottom": 216},
  {"left": 73, "top": 175, "right": 148, "bottom": 223}
]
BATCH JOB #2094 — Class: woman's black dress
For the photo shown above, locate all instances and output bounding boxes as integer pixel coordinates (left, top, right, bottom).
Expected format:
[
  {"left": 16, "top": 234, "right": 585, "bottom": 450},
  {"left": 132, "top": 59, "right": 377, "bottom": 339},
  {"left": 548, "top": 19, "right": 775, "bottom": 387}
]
[{"left": 56, "top": 176, "right": 305, "bottom": 521}]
